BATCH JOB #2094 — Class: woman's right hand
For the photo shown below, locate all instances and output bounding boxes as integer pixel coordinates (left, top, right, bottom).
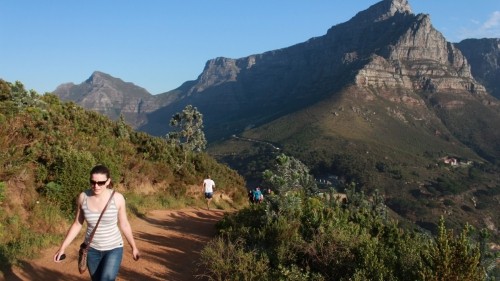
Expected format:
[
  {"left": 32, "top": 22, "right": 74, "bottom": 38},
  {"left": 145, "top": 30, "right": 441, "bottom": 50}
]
[{"left": 53, "top": 250, "right": 65, "bottom": 262}]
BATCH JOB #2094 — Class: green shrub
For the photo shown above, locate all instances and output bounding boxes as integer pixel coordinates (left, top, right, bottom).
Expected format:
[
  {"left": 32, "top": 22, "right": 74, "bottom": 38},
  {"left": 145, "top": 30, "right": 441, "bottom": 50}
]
[
  {"left": 198, "top": 237, "right": 270, "bottom": 281},
  {"left": 0, "top": 226, "right": 57, "bottom": 263},
  {"left": 0, "top": 182, "right": 5, "bottom": 240},
  {"left": 0, "top": 182, "right": 5, "bottom": 202},
  {"left": 42, "top": 182, "right": 65, "bottom": 204},
  {"left": 0, "top": 212, "right": 60, "bottom": 266},
  {"left": 275, "top": 264, "right": 324, "bottom": 281},
  {"left": 443, "top": 199, "right": 455, "bottom": 206},
  {"left": 419, "top": 218, "right": 484, "bottom": 281},
  {"left": 434, "top": 176, "right": 467, "bottom": 195},
  {"left": 40, "top": 149, "right": 96, "bottom": 216},
  {"left": 202, "top": 190, "right": 488, "bottom": 281},
  {"left": 302, "top": 225, "right": 363, "bottom": 279}
]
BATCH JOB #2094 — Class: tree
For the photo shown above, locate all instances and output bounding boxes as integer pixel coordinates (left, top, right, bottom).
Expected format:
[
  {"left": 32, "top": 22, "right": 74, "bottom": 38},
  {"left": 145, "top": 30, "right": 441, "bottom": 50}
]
[
  {"left": 419, "top": 217, "right": 485, "bottom": 281},
  {"left": 166, "top": 105, "right": 207, "bottom": 152},
  {"left": 262, "top": 153, "right": 318, "bottom": 196},
  {"left": 115, "top": 114, "right": 130, "bottom": 139},
  {"left": 10, "top": 81, "right": 41, "bottom": 108},
  {"left": 0, "top": 79, "right": 11, "bottom": 101}
]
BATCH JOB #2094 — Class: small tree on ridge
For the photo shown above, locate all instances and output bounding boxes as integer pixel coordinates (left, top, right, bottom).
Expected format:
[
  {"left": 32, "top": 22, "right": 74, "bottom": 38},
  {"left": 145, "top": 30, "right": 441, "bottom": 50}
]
[{"left": 166, "top": 105, "right": 207, "bottom": 152}]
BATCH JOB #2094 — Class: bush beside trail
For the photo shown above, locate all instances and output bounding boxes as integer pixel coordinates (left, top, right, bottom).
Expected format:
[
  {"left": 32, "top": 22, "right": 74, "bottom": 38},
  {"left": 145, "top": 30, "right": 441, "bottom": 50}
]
[
  {"left": 199, "top": 190, "right": 496, "bottom": 280},
  {"left": 198, "top": 154, "right": 498, "bottom": 281}
]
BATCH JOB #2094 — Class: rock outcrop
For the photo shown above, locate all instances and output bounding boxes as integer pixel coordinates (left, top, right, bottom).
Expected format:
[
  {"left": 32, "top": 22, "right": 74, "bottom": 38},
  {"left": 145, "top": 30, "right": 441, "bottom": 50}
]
[
  {"left": 187, "top": 0, "right": 487, "bottom": 105},
  {"left": 456, "top": 38, "right": 500, "bottom": 99},
  {"left": 356, "top": 13, "right": 486, "bottom": 95}
]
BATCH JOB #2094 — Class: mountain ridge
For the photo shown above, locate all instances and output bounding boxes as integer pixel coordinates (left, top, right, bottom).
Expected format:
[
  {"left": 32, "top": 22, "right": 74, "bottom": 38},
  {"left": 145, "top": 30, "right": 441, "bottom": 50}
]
[{"left": 52, "top": 0, "right": 498, "bottom": 137}]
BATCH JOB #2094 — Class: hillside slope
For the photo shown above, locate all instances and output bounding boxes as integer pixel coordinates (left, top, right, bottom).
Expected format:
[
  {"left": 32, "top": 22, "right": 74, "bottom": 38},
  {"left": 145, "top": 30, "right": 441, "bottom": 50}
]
[{"left": 0, "top": 80, "right": 247, "bottom": 275}]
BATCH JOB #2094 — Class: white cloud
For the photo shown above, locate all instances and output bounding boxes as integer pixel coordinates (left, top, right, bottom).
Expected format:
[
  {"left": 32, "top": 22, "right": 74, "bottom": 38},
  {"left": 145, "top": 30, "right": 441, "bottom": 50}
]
[
  {"left": 482, "top": 11, "right": 500, "bottom": 29},
  {"left": 456, "top": 11, "right": 500, "bottom": 40}
]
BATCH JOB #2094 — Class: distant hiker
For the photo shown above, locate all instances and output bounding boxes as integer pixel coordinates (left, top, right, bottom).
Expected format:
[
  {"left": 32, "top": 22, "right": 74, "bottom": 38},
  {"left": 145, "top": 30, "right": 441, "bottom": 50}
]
[
  {"left": 203, "top": 175, "right": 215, "bottom": 210},
  {"left": 53, "top": 164, "right": 140, "bottom": 280},
  {"left": 248, "top": 190, "right": 254, "bottom": 204},
  {"left": 253, "top": 187, "right": 263, "bottom": 203}
]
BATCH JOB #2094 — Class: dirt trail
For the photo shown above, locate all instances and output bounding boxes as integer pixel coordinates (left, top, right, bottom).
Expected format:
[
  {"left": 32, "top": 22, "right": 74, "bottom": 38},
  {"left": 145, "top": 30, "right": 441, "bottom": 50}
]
[{"left": 2, "top": 208, "right": 226, "bottom": 281}]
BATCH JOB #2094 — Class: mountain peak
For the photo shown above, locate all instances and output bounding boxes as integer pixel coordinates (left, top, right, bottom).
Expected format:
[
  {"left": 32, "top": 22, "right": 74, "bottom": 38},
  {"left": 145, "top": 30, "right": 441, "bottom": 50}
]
[
  {"left": 350, "top": 0, "right": 412, "bottom": 24},
  {"left": 86, "top": 71, "right": 113, "bottom": 86},
  {"left": 385, "top": 0, "right": 412, "bottom": 15}
]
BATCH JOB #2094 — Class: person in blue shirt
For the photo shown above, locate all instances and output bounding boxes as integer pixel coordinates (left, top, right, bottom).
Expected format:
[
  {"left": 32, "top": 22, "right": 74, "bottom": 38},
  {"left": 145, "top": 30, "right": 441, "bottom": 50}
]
[{"left": 253, "top": 187, "right": 263, "bottom": 203}]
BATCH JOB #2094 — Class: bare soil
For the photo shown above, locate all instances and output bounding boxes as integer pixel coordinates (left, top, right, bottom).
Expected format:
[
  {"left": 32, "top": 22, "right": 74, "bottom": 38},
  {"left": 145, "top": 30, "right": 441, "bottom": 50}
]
[{"left": 2, "top": 208, "right": 225, "bottom": 281}]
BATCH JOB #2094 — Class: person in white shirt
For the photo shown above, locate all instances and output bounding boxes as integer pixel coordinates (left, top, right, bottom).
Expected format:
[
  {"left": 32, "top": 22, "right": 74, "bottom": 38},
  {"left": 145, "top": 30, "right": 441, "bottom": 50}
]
[{"left": 202, "top": 175, "right": 215, "bottom": 210}]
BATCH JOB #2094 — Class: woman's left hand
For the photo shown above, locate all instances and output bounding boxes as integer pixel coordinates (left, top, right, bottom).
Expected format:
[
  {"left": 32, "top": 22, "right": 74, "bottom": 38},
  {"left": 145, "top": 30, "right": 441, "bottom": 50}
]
[{"left": 132, "top": 248, "right": 140, "bottom": 261}]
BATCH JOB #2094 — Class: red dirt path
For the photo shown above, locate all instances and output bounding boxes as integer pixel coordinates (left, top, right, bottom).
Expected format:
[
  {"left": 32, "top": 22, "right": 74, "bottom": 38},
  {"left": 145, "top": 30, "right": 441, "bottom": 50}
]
[{"left": 2, "top": 208, "right": 225, "bottom": 281}]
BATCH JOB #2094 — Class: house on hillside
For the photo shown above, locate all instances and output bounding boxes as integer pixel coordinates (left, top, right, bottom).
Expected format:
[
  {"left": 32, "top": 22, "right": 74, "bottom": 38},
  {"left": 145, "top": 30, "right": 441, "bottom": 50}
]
[
  {"left": 441, "top": 156, "right": 474, "bottom": 167},
  {"left": 442, "top": 156, "right": 458, "bottom": 166}
]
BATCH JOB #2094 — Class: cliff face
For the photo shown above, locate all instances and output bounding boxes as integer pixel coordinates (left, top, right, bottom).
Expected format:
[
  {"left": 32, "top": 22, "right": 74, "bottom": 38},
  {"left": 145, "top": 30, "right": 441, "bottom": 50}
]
[
  {"left": 356, "top": 15, "right": 485, "bottom": 94},
  {"left": 456, "top": 38, "right": 500, "bottom": 99},
  {"left": 189, "top": 0, "right": 485, "bottom": 100}
]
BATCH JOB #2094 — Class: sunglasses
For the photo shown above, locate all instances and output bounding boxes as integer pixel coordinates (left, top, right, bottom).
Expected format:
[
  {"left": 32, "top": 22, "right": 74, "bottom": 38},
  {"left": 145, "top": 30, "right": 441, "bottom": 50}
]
[{"left": 89, "top": 179, "right": 108, "bottom": 186}]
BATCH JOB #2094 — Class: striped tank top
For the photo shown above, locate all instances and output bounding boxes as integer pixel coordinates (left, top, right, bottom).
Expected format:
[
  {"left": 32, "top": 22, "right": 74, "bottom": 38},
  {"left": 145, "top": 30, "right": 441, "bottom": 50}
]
[{"left": 82, "top": 190, "right": 123, "bottom": 251}]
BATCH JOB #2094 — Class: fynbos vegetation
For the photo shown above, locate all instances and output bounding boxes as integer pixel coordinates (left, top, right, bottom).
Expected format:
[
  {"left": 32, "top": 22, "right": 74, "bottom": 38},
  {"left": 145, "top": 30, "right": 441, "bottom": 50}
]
[
  {"left": 0, "top": 79, "right": 246, "bottom": 272},
  {"left": 199, "top": 154, "right": 499, "bottom": 281}
]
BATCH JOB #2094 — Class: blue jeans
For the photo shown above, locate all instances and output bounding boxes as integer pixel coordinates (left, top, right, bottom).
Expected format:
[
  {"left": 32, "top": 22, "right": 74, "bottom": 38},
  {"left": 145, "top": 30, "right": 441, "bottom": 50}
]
[{"left": 87, "top": 246, "right": 123, "bottom": 281}]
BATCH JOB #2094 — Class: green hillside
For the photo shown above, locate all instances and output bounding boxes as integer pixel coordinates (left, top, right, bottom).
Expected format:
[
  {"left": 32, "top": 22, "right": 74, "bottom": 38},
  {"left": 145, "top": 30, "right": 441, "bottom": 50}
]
[
  {"left": 209, "top": 85, "right": 500, "bottom": 240},
  {"left": 0, "top": 80, "right": 246, "bottom": 272}
]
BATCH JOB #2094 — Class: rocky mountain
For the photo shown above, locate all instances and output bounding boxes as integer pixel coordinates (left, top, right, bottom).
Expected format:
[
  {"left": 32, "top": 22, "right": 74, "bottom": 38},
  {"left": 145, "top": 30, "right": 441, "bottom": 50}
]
[
  {"left": 53, "top": 0, "right": 500, "bottom": 235},
  {"left": 456, "top": 38, "right": 500, "bottom": 99},
  {"left": 136, "top": 0, "right": 499, "bottom": 157},
  {"left": 53, "top": 71, "right": 179, "bottom": 128},
  {"left": 52, "top": 1, "right": 499, "bottom": 145}
]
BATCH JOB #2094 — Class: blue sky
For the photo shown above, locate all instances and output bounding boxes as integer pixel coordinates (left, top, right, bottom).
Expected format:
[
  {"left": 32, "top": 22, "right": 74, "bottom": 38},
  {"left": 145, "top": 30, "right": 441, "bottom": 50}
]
[{"left": 2, "top": 1, "right": 499, "bottom": 95}]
